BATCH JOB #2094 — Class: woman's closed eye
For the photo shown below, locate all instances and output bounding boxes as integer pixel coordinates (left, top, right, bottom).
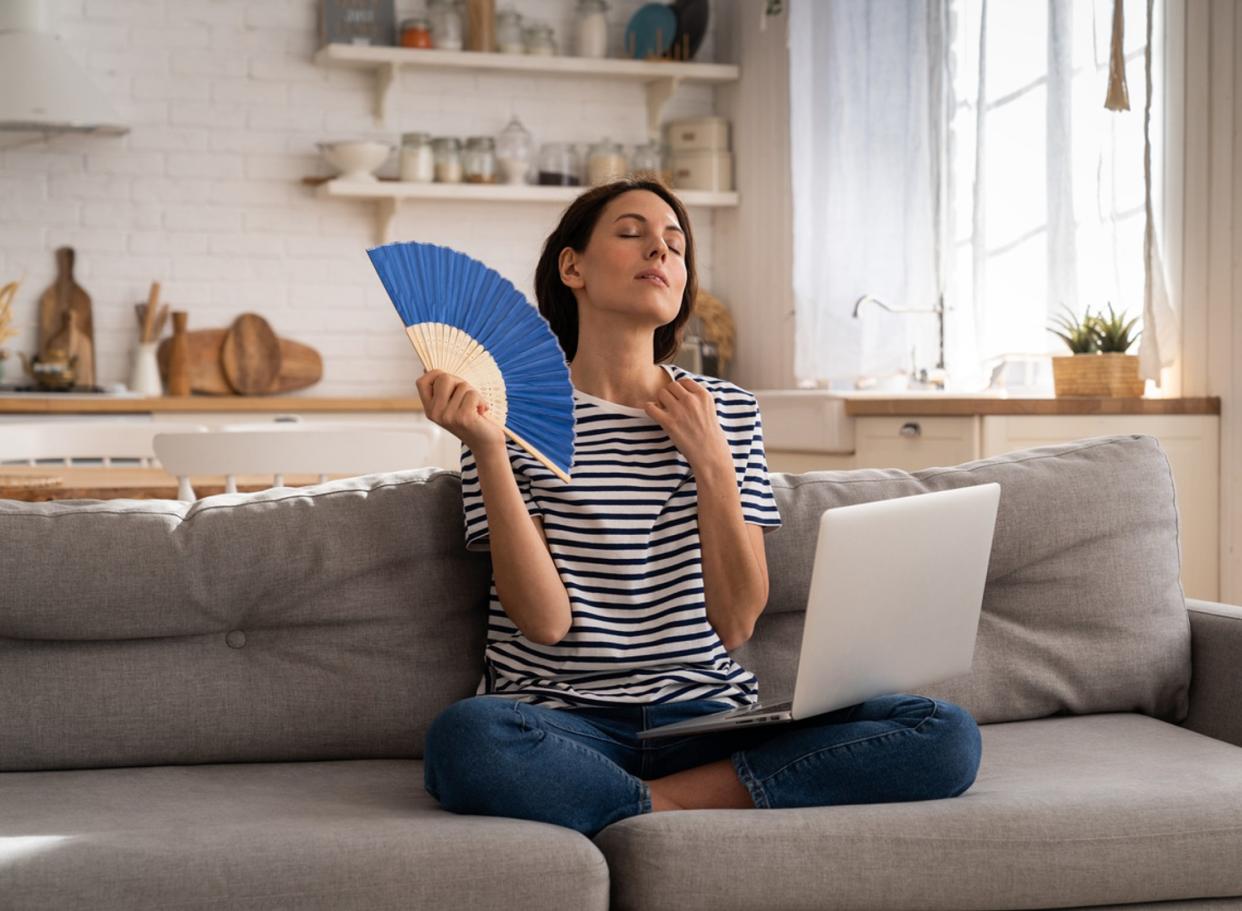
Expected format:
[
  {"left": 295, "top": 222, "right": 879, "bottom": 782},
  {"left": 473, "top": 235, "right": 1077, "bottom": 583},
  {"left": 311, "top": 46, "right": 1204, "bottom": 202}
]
[{"left": 621, "top": 233, "right": 682, "bottom": 255}]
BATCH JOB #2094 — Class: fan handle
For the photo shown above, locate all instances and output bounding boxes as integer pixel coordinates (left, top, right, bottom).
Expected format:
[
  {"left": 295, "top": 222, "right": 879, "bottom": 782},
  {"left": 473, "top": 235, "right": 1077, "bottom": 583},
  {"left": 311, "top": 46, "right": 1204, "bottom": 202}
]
[{"left": 497, "top": 420, "right": 572, "bottom": 485}]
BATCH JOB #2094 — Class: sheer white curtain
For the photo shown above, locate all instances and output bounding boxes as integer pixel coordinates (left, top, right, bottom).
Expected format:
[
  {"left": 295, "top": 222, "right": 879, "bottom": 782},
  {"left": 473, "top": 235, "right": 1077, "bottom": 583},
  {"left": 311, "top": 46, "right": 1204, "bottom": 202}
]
[{"left": 789, "top": 0, "right": 1178, "bottom": 391}]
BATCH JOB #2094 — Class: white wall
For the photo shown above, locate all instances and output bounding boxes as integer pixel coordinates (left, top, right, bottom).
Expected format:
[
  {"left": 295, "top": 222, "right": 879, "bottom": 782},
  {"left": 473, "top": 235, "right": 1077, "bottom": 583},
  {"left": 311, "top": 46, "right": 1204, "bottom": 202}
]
[{"left": 0, "top": 0, "right": 730, "bottom": 396}]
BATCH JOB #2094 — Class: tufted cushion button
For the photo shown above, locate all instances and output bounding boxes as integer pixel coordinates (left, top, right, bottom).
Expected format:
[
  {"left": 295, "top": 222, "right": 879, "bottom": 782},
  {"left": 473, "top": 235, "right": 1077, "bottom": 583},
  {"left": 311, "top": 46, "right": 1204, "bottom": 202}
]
[{"left": 226, "top": 630, "right": 246, "bottom": 649}]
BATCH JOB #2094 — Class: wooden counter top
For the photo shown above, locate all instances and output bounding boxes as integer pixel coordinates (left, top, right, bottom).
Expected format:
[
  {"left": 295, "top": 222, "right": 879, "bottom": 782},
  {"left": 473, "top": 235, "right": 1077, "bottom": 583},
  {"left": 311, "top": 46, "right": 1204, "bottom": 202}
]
[
  {"left": 0, "top": 393, "right": 1221, "bottom": 417},
  {"left": 0, "top": 395, "right": 425, "bottom": 414},
  {"left": 841, "top": 396, "right": 1221, "bottom": 416}
]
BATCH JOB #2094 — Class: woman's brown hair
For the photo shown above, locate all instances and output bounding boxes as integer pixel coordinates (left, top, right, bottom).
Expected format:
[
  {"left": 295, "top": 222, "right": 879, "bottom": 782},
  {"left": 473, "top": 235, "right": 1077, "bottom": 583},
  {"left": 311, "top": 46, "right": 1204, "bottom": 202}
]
[{"left": 533, "top": 177, "right": 697, "bottom": 364}]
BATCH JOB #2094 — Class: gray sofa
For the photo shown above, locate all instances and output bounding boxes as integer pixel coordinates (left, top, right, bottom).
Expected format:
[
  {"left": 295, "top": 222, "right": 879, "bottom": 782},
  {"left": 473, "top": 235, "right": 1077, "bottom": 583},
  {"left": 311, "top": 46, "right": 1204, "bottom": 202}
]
[{"left": 2, "top": 433, "right": 1241, "bottom": 911}]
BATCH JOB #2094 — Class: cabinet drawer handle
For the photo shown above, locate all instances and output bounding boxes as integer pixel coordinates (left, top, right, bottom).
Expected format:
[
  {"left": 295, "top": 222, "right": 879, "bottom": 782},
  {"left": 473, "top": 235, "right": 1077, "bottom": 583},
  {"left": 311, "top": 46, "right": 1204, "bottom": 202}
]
[{"left": 899, "top": 421, "right": 922, "bottom": 438}]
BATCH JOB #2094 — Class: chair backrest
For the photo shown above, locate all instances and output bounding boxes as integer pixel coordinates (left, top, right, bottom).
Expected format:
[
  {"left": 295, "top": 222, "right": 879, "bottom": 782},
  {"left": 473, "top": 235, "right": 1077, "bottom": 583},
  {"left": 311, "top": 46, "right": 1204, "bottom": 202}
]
[
  {"left": 152, "top": 427, "right": 441, "bottom": 500},
  {"left": 0, "top": 421, "right": 211, "bottom": 466},
  {"left": 215, "top": 419, "right": 461, "bottom": 472}
]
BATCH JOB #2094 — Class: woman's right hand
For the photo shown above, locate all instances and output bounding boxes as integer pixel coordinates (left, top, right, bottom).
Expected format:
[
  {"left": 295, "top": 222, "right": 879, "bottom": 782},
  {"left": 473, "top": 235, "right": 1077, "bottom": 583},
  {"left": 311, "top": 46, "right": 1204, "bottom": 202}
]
[{"left": 416, "top": 369, "right": 507, "bottom": 454}]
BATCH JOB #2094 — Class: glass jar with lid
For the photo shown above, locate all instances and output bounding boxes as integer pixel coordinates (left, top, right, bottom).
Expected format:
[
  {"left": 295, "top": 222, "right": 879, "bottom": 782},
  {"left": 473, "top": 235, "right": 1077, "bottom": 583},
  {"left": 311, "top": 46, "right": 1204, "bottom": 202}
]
[
  {"left": 496, "top": 6, "right": 524, "bottom": 54},
  {"left": 427, "top": 0, "right": 464, "bottom": 51},
  {"left": 629, "top": 139, "right": 664, "bottom": 181},
  {"left": 574, "top": 0, "right": 609, "bottom": 58},
  {"left": 400, "top": 17, "right": 434, "bottom": 48},
  {"left": 523, "top": 22, "right": 557, "bottom": 56},
  {"left": 586, "top": 137, "right": 627, "bottom": 185},
  {"left": 432, "top": 137, "right": 463, "bottom": 182},
  {"left": 400, "top": 132, "right": 435, "bottom": 182},
  {"left": 463, "top": 136, "right": 497, "bottom": 183},
  {"left": 495, "top": 116, "right": 534, "bottom": 185},
  {"left": 536, "top": 142, "right": 581, "bottom": 186}
]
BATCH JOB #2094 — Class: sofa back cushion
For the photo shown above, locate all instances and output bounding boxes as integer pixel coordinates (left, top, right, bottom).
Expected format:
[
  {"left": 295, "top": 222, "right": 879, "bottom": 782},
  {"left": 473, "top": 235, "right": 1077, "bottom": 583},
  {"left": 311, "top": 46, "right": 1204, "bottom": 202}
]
[
  {"left": 0, "top": 434, "right": 1189, "bottom": 772},
  {"left": 735, "top": 434, "right": 1190, "bottom": 725},
  {"left": 0, "top": 472, "right": 489, "bottom": 771}
]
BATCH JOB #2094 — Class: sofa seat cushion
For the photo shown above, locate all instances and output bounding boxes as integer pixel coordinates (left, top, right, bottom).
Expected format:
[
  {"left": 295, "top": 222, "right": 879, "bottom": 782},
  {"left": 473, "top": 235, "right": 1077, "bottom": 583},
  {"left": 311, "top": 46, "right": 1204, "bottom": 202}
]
[
  {"left": 0, "top": 759, "right": 607, "bottom": 911},
  {"left": 594, "top": 713, "right": 1242, "bottom": 911}
]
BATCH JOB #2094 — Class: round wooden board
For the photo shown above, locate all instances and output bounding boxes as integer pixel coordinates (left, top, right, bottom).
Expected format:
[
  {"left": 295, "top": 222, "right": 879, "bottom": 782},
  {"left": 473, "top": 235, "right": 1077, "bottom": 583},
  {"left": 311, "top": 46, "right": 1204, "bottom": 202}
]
[{"left": 220, "top": 313, "right": 282, "bottom": 394}]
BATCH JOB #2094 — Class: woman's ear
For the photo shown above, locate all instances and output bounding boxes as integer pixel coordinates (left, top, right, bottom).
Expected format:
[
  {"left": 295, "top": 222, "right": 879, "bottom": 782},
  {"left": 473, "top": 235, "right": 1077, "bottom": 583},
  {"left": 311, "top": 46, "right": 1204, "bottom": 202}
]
[{"left": 559, "top": 246, "right": 585, "bottom": 289}]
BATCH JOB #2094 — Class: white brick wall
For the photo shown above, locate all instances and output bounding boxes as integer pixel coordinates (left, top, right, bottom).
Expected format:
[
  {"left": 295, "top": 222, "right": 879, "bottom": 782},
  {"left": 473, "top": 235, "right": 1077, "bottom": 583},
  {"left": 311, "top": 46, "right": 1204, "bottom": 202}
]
[{"left": 1, "top": 0, "right": 726, "bottom": 396}]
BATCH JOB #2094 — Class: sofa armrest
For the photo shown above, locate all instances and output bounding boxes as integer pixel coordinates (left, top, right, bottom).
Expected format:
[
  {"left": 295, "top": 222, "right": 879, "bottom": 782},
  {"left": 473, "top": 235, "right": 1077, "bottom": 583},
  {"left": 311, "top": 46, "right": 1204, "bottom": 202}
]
[{"left": 1181, "top": 598, "right": 1242, "bottom": 748}]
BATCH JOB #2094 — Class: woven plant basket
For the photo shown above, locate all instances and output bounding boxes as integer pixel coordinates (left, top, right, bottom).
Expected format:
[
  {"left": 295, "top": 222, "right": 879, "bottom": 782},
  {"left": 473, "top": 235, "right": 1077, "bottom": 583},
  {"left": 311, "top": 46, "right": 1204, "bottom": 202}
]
[{"left": 1052, "top": 353, "right": 1144, "bottom": 397}]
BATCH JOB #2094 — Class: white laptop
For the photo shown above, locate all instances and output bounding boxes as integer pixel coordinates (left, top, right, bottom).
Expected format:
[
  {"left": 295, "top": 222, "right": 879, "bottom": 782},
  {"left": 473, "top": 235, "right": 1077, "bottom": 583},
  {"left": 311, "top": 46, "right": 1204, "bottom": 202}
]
[{"left": 636, "top": 483, "right": 1001, "bottom": 739}]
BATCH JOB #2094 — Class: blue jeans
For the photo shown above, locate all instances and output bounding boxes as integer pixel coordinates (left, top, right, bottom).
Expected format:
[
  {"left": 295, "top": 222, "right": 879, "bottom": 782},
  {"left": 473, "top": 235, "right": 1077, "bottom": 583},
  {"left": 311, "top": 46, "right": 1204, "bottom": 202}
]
[{"left": 423, "top": 693, "right": 982, "bottom": 838}]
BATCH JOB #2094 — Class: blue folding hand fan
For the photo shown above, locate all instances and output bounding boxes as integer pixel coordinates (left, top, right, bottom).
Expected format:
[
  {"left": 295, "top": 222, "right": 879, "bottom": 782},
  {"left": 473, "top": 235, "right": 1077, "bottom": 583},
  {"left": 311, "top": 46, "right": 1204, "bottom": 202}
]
[{"left": 367, "top": 240, "right": 575, "bottom": 484}]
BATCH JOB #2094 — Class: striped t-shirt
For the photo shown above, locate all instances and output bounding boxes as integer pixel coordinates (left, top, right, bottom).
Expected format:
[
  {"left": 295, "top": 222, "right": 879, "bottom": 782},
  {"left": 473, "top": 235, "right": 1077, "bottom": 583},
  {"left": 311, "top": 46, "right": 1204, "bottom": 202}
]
[{"left": 459, "top": 361, "right": 783, "bottom": 710}]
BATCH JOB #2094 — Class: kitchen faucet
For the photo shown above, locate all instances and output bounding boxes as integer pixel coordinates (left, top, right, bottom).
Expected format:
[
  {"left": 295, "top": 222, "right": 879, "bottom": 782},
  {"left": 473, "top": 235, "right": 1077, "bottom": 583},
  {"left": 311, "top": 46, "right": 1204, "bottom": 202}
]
[{"left": 851, "top": 292, "right": 949, "bottom": 385}]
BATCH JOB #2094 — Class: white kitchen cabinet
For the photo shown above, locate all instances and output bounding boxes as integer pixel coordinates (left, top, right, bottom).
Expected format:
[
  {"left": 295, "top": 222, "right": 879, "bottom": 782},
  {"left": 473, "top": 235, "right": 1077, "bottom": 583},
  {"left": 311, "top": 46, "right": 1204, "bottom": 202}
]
[
  {"left": 980, "top": 414, "right": 1219, "bottom": 601},
  {"left": 766, "top": 409, "right": 1220, "bottom": 601},
  {"left": 852, "top": 416, "right": 981, "bottom": 472},
  {"left": 767, "top": 451, "right": 855, "bottom": 473}
]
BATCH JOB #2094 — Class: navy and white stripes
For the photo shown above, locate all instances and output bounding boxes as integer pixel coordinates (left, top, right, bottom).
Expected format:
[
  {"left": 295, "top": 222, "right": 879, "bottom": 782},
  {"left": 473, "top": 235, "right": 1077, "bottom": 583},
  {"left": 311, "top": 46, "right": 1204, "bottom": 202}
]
[{"left": 459, "top": 362, "right": 782, "bottom": 710}]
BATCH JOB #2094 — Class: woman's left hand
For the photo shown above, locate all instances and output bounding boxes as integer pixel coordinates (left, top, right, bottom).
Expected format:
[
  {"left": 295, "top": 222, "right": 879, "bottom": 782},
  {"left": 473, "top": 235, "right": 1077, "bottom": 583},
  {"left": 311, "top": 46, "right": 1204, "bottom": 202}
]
[{"left": 644, "top": 377, "right": 733, "bottom": 473}]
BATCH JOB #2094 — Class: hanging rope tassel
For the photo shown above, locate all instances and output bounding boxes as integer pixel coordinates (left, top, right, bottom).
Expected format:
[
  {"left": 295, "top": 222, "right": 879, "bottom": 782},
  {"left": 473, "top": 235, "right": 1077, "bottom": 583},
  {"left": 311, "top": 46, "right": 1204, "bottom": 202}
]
[{"left": 1104, "top": 0, "right": 1130, "bottom": 111}]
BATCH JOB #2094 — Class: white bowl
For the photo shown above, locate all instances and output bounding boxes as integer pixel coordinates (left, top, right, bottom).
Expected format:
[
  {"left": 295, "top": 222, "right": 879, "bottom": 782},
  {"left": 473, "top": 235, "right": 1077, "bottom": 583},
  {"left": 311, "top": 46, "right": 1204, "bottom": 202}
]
[{"left": 318, "top": 141, "right": 393, "bottom": 182}]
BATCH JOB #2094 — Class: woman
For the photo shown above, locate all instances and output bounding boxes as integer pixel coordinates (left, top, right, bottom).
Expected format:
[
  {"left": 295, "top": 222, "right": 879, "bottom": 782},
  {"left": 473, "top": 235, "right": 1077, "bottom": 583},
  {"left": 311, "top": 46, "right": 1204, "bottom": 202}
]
[{"left": 417, "top": 177, "right": 982, "bottom": 838}]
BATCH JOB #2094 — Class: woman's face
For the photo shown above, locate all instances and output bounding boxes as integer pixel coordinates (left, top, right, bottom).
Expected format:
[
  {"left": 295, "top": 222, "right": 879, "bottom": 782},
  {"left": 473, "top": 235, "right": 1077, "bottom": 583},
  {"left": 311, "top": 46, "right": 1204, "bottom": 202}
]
[{"left": 562, "top": 190, "right": 688, "bottom": 326}]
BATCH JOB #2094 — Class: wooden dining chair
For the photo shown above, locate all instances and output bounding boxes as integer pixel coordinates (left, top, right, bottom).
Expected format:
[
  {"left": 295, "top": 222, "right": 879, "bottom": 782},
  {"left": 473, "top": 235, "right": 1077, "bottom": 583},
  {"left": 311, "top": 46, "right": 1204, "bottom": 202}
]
[
  {"left": 152, "top": 426, "right": 443, "bottom": 501},
  {"left": 0, "top": 420, "right": 210, "bottom": 468}
]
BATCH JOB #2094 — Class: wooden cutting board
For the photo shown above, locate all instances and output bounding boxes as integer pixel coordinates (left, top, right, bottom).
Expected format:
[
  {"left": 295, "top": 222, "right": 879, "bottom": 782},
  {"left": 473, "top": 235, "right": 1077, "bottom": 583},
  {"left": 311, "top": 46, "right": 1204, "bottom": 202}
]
[
  {"left": 220, "top": 313, "right": 282, "bottom": 394},
  {"left": 158, "top": 329, "right": 323, "bottom": 395},
  {"left": 38, "top": 247, "right": 95, "bottom": 386}
]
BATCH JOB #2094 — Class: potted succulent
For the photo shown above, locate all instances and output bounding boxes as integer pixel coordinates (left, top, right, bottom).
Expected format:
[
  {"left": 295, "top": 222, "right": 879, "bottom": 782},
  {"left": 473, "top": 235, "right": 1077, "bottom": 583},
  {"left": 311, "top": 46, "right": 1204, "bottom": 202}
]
[{"left": 1048, "top": 303, "right": 1144, "bottom": 397}]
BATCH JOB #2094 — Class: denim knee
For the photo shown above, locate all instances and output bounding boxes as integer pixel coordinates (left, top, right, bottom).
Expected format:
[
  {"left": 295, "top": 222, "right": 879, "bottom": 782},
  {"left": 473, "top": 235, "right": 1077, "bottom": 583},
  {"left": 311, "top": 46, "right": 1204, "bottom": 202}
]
[
  {"left": 925, "top": 699, "right": 983, "bottom": 797},
  {"left": 423, "top": 696, "right": 517, "bottom": 806}
]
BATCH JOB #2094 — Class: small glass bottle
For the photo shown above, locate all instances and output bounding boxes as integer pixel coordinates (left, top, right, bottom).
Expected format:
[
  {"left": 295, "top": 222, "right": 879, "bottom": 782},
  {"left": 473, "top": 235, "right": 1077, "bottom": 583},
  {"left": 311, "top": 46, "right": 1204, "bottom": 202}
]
[
  {"left": 427, "top": 0, "right": 464, "bottom": 51},
  {"left": 495, "top": 116, "right": 534, "bottom": 185},
  {"left": 400, "top": 17, "right": 434, "bottom": 48},
  {"left": 400, "top": 132, "right": 435, "bottom": 182},
  {"left": 432, "top": 137, "right": 463, "bottom": 182},
  {"left": 523, "top": 22, "right": 557, "bottom": 56},
  {"left": 463, "top": 136, "right": 497, "bottom": 183},
  {"left": 536, "top": 142, "right": 581, "bottom": 186},
  {"left": 574, "top": 0, "right": 609, "bottom": 58},
  {"left": 496, "top": 6, "right": 524, "bottom": 54},
  {"left": 586, "top": 137, "right": 627, "bottom": 185}
]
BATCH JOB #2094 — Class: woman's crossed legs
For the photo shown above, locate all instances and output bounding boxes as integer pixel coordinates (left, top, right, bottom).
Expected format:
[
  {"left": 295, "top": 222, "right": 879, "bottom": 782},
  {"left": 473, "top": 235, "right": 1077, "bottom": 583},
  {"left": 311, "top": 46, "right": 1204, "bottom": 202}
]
[{"left": 423, "top": 693, "right": 982, "bottom": 838}]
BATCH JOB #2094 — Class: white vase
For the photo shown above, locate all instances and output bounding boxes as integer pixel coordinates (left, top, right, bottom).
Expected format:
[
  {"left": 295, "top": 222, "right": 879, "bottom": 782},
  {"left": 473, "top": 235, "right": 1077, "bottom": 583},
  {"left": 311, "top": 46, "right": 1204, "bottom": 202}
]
[{"left": 129, "top": 341, "right": 163, "bottom": 396}]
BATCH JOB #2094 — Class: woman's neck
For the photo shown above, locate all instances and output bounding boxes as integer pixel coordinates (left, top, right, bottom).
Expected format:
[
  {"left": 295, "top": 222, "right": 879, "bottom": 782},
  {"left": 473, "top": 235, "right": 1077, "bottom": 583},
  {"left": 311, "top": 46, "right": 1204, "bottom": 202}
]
[{"left": 570, "top": 355, "right": 673, "bottom": 410}]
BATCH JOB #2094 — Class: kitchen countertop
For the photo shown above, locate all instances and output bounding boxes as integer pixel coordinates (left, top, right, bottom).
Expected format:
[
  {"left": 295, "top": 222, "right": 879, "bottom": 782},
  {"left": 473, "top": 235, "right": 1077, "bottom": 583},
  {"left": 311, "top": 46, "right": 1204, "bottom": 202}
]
[
  {"left": 0, "top": 393, "right": 1222, "bottom": 416},
  {"left": 0, "top": 395, "right": 425, "bottom": 414},
  {"left": 839, "top": 395, "right": 1221, "bottom": 416}
]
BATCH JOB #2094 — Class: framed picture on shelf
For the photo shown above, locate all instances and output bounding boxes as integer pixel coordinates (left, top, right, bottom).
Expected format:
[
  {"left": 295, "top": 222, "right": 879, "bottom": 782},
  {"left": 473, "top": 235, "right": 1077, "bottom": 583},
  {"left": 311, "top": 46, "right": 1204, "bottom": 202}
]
[{"left": 320, "top": 0, "right": 396, "bottom": 47}]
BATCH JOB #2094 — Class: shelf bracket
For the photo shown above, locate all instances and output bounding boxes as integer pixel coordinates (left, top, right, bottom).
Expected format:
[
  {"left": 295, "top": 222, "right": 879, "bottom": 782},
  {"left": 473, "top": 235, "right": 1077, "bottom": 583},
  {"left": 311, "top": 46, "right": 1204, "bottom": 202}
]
[
  {"left": 644, "top": 76, "right": 682, "bottom": 142},
  {"left": 375, "top": 62, "right": 398, "bottom": 126},
  {"left": 377, "top": 197, "right": 398, "bottom": 245}
]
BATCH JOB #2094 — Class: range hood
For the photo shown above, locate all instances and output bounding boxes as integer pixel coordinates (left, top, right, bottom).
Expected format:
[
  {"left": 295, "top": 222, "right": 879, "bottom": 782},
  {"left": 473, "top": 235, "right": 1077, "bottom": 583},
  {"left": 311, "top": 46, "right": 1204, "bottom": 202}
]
[{"left": 0, "top": 0, "right": 128, "bottom": 134}]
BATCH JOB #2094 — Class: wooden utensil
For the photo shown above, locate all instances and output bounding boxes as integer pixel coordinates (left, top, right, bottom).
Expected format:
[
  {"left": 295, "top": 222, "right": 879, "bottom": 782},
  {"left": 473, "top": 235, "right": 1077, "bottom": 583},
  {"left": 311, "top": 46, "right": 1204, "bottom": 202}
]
[
  {"left": 135, "top": 302, "right": 170, "bottom": 342},
  {"left": 38, "top": 247, "right": 95, "bottom": 386},
  {"left": 158, "top": 329, "right": 322, "bottom": 395},
  {"left": 167, "top": 311, "right": 191, "bottom": 395},
  {"left": 220, "top": 313, "right": 283, "bottom": 394},
  {"left": 141, "top": 282, "right": 160, "bottom": 343}
]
